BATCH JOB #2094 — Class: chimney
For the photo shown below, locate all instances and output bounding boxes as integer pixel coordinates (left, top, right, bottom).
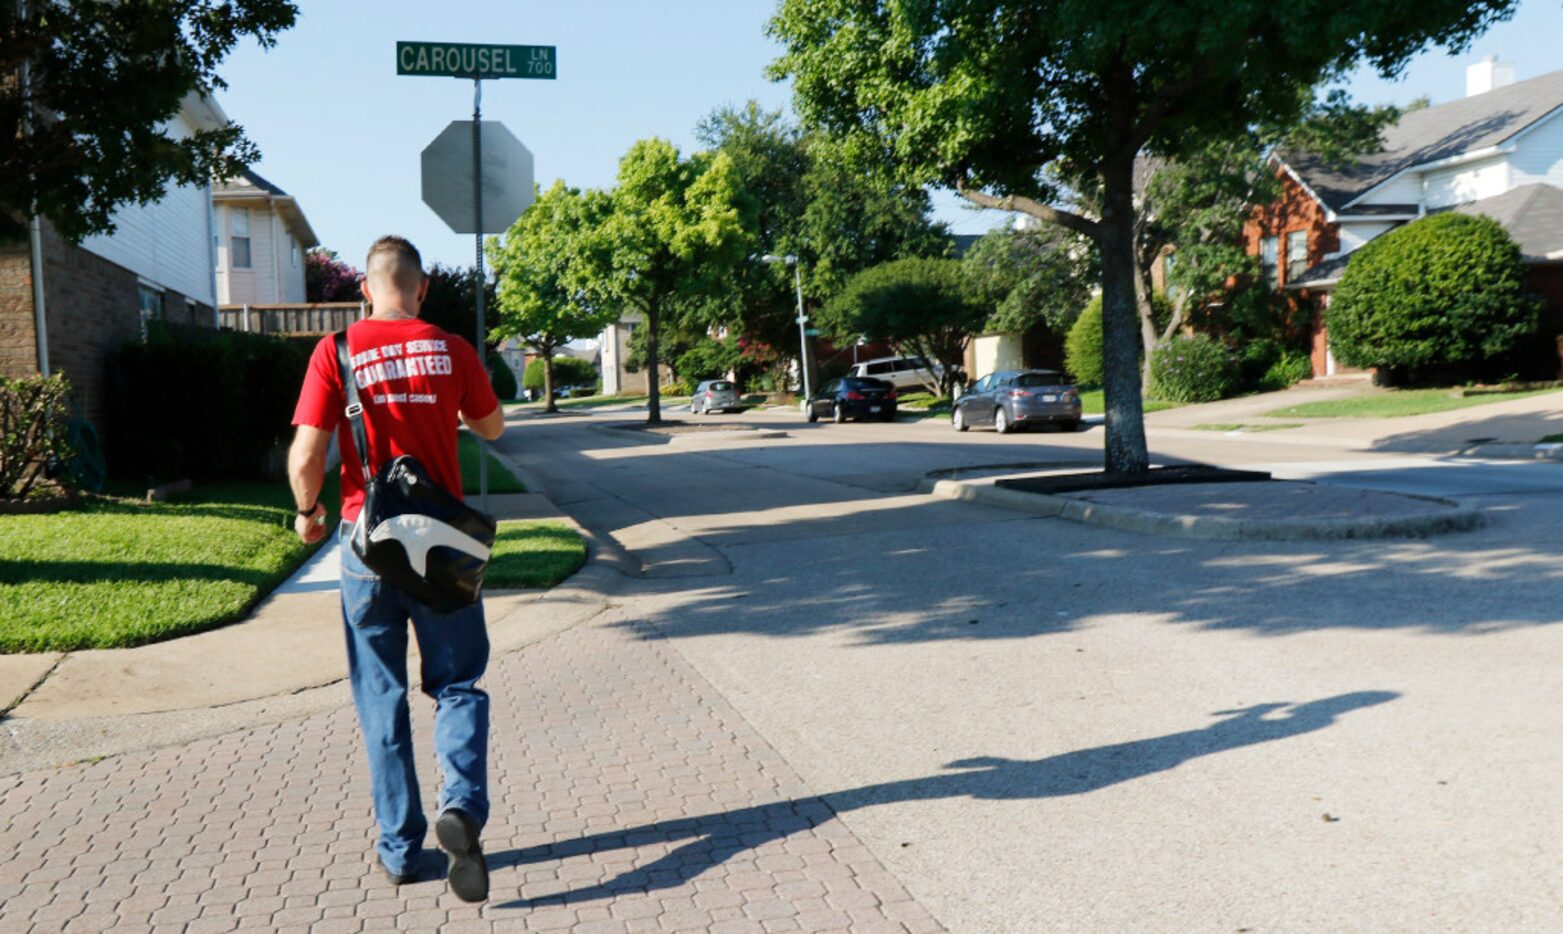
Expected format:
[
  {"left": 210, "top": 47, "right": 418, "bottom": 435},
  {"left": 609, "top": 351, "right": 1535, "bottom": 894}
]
[{"left": 1467, "top": 55, "right": 1516, "bottom": 97}]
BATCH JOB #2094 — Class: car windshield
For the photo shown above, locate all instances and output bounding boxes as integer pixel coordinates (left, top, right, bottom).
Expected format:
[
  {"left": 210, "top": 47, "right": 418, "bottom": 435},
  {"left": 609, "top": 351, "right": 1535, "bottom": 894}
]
[{"left": 1014, "top": 372, "right": 1064, "bottom": 388}]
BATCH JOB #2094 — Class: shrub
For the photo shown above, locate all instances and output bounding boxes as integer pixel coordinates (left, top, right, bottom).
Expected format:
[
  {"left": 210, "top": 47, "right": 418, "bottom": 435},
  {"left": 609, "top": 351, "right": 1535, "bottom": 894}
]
[
  {"left": 0, "top": 373, "right": 73, "bottom": 499},
  {"left": 488, "top": 352, "right": 518, "bottom": 400},
  {"left": 1064, "top": 293, "right": 1173, "bottom": 387},
  {"left": 1149, "top": 334, "right": 1241, "bottom": 402},
  {"left": 523, "top": 355, "right": 597, "bottom": 393},
  {"left": 1327, "top": 213, "right": 1543, "bottom": 372},
  {"left": 1064, "top": 297, "right": 1105, "bottom": 386},
  {"left": 1260, "top": 350, "right": 1314, "bottom": 391},
  {"left": 105, "top": 325, "right": 311, "bottom": 482},
  {"left": 1237, "top": 338, "right": 1283, "bottom": 389}
]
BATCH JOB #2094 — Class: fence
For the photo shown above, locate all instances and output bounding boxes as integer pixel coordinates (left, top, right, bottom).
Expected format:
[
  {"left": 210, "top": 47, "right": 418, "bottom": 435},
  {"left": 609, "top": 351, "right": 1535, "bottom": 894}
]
[{"left": 218, "top": 302, "right": 366, "bottom": 336}]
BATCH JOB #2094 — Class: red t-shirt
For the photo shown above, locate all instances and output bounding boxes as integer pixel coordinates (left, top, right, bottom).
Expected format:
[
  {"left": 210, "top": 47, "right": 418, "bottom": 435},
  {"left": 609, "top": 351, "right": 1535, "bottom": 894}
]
[{"left": 292, "top": 318, "right": 500, "bottom": 522}]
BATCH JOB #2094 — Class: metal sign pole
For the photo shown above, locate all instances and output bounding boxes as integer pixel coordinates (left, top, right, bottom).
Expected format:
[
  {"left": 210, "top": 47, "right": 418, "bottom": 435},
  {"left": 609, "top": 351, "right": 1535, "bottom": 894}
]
[{"left": 472, "top": 78, "right": 489, "bottom": 511}]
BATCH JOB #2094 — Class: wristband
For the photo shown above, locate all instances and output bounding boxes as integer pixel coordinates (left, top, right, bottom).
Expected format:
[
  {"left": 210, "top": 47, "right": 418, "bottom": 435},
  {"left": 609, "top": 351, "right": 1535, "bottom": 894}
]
[{"left": 297, "top": 501, "right": 318, "bottom": 517}]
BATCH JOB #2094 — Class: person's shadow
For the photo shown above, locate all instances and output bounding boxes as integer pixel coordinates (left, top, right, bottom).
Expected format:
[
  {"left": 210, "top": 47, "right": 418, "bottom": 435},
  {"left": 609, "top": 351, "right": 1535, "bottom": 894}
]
[{"left": 491, "top": 690, "right": 1397, "bottom": 908}]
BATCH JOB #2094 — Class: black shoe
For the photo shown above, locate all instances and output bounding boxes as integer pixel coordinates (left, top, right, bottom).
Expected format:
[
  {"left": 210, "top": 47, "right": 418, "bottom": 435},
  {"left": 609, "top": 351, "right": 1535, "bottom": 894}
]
[
  {"left": 382, "top": 862, "right": 418, "bottom": 887},
  {"left": 435, "top": 808, "right": 489, "bottom": 903}
]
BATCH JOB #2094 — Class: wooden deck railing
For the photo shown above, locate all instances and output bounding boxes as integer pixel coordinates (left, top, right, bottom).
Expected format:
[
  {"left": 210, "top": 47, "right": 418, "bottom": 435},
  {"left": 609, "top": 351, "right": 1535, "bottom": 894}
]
[{"left": 218, "top": 302, "right": 366, "bottom": 336}]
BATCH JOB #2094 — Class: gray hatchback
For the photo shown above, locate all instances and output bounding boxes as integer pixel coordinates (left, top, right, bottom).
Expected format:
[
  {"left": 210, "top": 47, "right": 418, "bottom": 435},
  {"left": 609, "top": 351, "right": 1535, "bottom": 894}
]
[
  {"left": 691, "top": 379, "right": 742, "bottom": 414},
  {"left": 952, "top": 370, "right": 1082, "bottom": 433}
]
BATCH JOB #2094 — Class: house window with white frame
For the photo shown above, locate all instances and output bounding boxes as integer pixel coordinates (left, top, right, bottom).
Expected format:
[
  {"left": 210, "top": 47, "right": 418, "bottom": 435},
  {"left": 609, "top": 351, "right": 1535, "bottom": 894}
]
[
  {"left": 231, "top": 207, "right": 252, "bottom": 269},
  {"left": 137, "top": 284, "right": 162, "bottom": 342},
  {"left": 1260, "top": 235, "right": 1279, "bottom": 287},
  {"left": 1285, "top": 231, "right": 1308, "bottom": 283}
]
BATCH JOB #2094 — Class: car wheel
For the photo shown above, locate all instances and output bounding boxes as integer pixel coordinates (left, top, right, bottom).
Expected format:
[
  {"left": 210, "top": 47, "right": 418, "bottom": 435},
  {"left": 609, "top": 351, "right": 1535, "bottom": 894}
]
[
  {"left": 953, "top": 407, "right": 968, "bottom": 432},
  {"left": 833, "top": 403, "right": 847, "bottom": 424},
  {"left": 806, "top": 405, "right": 819, "bottom": 423},
  {"left": 994, "top": 407, "right": 1011, "bottom": 434}
]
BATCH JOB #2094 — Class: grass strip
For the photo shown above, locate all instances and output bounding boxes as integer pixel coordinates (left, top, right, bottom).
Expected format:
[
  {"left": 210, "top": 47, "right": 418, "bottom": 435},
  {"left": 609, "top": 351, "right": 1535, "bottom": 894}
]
[
  {"left": 1191, "top": 422, "right": 1303, "bottom": 433},
  {"left": 0, "top": 478, "right": 338, "bottom": 652},
  {"left": 1265, "top": 387, "right": 1563, "bottom": 419},
  {"left": 1076, "top": 390, "right": 1180, "bottom": 415},
  {"left": 459, "top": 434, "right": 525, "bottom": 494},
  {"left": 485, "top": 520, "right": 586, "bottom": 589}
]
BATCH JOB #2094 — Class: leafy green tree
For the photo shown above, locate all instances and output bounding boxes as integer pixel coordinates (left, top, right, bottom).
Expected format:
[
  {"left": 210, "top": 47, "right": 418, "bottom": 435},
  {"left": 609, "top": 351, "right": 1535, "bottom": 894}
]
[
  {"left": 2, "top": 0, "right": 297, "bottom": 242},
  {"left": 962, "top": 225, "right": 1095, "bottom": 337},
  {"left": 418, "top": 263, "right": 496, "bottom": 349},
  {"left": 1327, "top": 213, "right": 1542, "bottom": 375},
  {"left": 820, "top": 258, "right": 986, "bottom": 395},
  {"left": 581, "top": 138, "right": 748, "bottom": 423},
  {"left": 769, "top": 0, "right": 1518, "bottom": 473},
  {"left": 694, "top": 103, "right": 949, "bottom": 388},
  {"left": 490, "top": 182, "right": 617, "bottom": 412}
]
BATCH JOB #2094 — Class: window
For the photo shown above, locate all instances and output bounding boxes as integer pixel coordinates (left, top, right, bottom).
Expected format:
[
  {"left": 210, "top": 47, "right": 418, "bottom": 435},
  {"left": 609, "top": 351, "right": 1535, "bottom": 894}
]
[
  {"left": 231, "top": 208, "right": 252, "bottom": 268},
  {"left": 1260, "top": 235, "right": 1279, "bottom": 286},
  {"left": 291, "top": 242, "right": 299, "bottom": 268},
  {"left": 1286, "top": 231, "right": 1309, "bottom": 282},
  {"left": 137, "top": 285, "right": 162, "bottom": 342}
]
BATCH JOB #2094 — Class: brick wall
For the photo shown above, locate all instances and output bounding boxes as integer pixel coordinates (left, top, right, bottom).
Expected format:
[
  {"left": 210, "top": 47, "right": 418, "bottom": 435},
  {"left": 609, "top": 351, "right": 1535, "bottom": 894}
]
[
  {"left": 39, "top": 224, "right": 141, "bottom": 425},
  {"left": 0, "top": 239, "right": 41, "bottom": 377}
]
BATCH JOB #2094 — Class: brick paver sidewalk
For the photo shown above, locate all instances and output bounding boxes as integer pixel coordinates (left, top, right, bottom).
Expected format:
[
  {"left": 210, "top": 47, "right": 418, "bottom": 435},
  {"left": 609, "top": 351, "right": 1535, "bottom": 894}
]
[{"left": 0, "top": 614, "right": 941, "bottom": 933}]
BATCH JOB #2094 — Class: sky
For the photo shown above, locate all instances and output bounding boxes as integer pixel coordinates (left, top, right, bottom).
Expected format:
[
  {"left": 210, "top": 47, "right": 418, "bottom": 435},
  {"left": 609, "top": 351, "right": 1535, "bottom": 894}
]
[{"left": 216, "top": 1, "right": 1563, "bottom": 270}]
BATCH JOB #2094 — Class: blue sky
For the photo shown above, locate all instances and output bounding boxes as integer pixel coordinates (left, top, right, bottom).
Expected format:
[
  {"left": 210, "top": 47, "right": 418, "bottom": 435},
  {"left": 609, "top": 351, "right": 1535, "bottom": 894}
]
[{"left": 217, "top": 1, "right": 1563, "bottom": 269}]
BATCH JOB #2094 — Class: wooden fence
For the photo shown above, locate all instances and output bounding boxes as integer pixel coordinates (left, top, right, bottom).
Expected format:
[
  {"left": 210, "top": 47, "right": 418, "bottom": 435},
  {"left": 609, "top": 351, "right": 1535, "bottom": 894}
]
[{"left": 218, "top": 302, "right": 366, "bottom": 336}]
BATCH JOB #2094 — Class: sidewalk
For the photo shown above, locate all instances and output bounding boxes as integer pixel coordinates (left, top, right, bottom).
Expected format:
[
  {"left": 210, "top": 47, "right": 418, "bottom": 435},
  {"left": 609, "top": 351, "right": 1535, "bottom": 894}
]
[{"left": 1144, "top": 382, "right": 1563, "bottom": 456}]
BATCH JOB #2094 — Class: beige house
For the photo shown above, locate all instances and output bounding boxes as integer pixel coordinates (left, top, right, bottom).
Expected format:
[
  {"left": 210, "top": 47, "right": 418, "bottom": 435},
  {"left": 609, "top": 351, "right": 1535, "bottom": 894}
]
[{"left": 213, "top": 169, "right": 318, "bottom": 305}]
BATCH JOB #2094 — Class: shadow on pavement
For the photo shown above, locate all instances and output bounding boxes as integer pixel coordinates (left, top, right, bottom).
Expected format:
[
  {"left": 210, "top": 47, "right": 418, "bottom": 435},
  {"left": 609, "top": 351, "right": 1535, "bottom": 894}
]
[{"left": 488, "top": 691, "right": 1397, "bottom": 908}]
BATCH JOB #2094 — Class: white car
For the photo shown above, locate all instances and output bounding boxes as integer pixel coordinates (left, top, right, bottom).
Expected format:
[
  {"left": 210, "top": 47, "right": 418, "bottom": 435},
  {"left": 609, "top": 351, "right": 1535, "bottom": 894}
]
[{"left": 846, "top": 355, "right": 944, "bottom": 391}]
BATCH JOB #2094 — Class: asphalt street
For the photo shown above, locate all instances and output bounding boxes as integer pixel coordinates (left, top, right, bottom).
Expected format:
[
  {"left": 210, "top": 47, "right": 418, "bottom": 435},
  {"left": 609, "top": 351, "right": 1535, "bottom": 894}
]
[{"left": 494, "top": 405, "right": 1563, "bottom": 931}]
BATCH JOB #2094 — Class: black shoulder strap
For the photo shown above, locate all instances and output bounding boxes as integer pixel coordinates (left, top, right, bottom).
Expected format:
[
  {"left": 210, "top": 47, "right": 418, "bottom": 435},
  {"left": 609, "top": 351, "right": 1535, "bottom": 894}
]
[{"left": 334, "top": 331, "right": 373, "bottom": 483}]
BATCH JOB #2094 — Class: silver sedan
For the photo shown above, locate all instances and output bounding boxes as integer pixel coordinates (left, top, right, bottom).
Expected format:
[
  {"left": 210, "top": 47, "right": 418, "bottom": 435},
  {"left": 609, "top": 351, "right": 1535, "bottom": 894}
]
[{"left": 952, "top": 370, "right": 1082, "bottom": 433}]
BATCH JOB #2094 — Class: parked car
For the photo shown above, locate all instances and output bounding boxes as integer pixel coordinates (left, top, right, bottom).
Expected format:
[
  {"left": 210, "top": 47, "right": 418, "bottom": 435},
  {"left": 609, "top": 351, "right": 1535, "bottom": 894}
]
[
  {"left": 691, "top": 379, "right": 742, "bottom": 414},
  {"left": 847, "top": 355, "right": 945, "bottom": 391},
  {"left": 805, "top": 376, "right": 898, "bottom": 423},
  {"left": 952, "top": 370, "right": 1082, "bottom": 433}
]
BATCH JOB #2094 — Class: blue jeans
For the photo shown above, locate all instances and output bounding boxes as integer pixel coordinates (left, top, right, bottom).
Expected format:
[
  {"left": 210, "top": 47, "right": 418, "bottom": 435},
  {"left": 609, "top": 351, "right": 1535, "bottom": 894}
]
[{"left": 339, "top": 523, "right": 490, "bottom": 876}]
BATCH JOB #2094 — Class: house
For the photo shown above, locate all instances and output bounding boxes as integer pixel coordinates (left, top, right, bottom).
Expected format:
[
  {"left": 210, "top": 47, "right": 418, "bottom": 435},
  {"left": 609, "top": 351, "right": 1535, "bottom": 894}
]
[
  {"left": 0, "top": 92, "right": 229, "bottom": 424},
  {"left": 1255, "top": 58, "right": 1563, "bottom": 377},
  {"left": 599, "top": 314, "right": 649, "bottom": 395},
  {"left": 213, "top": 169, "right": 318, "bottom": 306}
]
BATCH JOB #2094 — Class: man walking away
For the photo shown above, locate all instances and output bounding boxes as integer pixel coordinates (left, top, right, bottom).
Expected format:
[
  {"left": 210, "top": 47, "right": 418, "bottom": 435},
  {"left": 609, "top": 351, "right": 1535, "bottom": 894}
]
[{"left": 286, "top": 235, "right": 504, "bottom": 902}]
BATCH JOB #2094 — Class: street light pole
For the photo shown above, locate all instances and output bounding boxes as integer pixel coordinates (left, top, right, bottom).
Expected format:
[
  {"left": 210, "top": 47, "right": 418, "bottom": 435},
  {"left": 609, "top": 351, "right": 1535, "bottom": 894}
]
[{"left": 761, "top": 253, "right": 810, "bottom": 402}]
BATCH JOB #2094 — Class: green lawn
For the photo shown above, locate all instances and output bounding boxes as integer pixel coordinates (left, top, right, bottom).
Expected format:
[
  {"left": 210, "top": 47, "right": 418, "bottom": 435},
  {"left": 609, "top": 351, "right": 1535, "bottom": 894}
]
[
  {"left": 458, "top": 433, "right": 525, "bottom": 494},
  {"left": 486, "top": 520, "right": 587, "bottom": 589},
  {"left": 1077, "top": 389, "right": 1181, "bottom": 415},
  {"left": 0, "top": 480, "right": 339, "bottom": 652},
  {"left": 1265, "top": 387, "right": 1563, "bottom": 419}
]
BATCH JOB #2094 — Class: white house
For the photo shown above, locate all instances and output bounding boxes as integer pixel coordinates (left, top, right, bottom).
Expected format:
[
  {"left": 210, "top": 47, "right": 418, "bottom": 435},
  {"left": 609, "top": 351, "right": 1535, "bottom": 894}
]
[
  {"left": 213, "top": 168, "right": 319, "bottom": 305},
  {"left": 1, "top": 92, "right": 232, "bottom": 423}
]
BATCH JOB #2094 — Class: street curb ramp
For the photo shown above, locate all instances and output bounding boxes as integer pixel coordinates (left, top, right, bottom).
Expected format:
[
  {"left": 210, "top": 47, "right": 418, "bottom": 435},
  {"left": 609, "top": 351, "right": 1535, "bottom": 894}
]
[{"left": 919, "top": 478, "right": 1488, "bottom": 541}]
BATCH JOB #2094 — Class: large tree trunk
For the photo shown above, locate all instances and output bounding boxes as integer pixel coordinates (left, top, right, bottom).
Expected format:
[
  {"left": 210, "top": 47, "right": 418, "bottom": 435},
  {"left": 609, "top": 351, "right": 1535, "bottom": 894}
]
[
  {"left": 541, "top": 348, "right": 557, "bottom": 414},
  {"left": 1098, "top": 156, "right": 1150, "bottom": 475},
  {"left": 645, "top": 304, "right": 662, "bottom": 424}
]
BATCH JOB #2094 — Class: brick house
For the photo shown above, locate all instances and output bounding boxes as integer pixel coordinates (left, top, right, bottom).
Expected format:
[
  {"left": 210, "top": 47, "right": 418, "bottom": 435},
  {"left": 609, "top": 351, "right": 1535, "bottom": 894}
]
[
  {"left": 0, "top": 93, "right": 229, "bottom": 425},
  {"left": 1249, "top": 59, "right": 1563, "bottom": 377}
]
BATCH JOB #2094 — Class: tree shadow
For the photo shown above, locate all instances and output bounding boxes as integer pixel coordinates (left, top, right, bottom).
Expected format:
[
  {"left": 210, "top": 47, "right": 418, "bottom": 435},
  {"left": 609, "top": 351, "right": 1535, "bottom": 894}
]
[{"left": 489, "top": 691, "right": 1397, "bottom": 909}]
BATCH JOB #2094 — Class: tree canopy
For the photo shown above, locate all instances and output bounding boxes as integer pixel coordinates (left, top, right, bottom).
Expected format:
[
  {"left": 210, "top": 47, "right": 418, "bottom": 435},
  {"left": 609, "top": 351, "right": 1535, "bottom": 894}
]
[
  {"left": 820, "top": 257, "right": 986, "bottom": 395},
  {"left": 304, "top": 248, "right": 361, "bottom": 303},
  {"left": 962, "top": 225, "right": 1095, "bottom": 338},
  {"left": 579, "top": 138, "right": 749, "bottom": 422},
  {"left": 2, "top": 0, "right": 297, "bottom": 242},
  {"left": 490, "top": 181, "right": 618, "bottom": 412},
  {"left": 769, "top": 0, "right": 1519, "bottom": 472}
]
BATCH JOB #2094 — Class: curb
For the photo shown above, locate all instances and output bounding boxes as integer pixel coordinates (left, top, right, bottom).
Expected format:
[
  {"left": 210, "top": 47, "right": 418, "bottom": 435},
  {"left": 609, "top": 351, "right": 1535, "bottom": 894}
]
[
  {"left": 919, "top": 478, "right": 1488, "bottom": 541},
  {"left": 1462, "top": 442, "right": 1563, "bottom": 461}
]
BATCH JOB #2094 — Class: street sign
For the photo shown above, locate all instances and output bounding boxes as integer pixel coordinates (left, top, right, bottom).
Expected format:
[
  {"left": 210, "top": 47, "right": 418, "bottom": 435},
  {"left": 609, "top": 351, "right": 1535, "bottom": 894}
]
[
  {"left": 420, "top": 121, "right": 534, "bottom": 234},
  {"left": 397, "top": 41, "right": 556, "bottom": 80},
  {"left": 805, "top": 328, "right": 822, "bottom": 337}
]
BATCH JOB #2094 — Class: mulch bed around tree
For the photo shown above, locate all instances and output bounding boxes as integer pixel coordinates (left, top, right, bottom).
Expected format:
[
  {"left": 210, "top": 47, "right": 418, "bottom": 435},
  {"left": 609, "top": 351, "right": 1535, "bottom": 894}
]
[{"left": 995, "top": 464, "right": 1272, "bottom": 495}]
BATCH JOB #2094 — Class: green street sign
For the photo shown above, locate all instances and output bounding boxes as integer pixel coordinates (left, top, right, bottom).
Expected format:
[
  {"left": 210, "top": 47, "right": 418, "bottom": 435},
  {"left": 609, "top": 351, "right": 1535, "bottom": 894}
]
[
  {"left": 397, "top": 41, "right": 556, "bottom": 79},
  {"left": 805, "top": 328, "right": 822, "bottom": 337}
]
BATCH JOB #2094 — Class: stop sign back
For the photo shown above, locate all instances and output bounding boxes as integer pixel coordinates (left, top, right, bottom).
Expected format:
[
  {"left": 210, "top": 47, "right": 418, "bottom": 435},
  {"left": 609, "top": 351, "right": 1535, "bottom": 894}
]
[{"left": 420, "top": 120, "right": 534, "bottom": 234}]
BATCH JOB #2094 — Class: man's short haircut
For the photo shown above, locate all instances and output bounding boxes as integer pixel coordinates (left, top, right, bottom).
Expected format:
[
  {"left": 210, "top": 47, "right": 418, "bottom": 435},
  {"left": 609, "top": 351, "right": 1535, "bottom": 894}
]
[{"left": 365, "top": 236, "right": 426, "bottom": 292}]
